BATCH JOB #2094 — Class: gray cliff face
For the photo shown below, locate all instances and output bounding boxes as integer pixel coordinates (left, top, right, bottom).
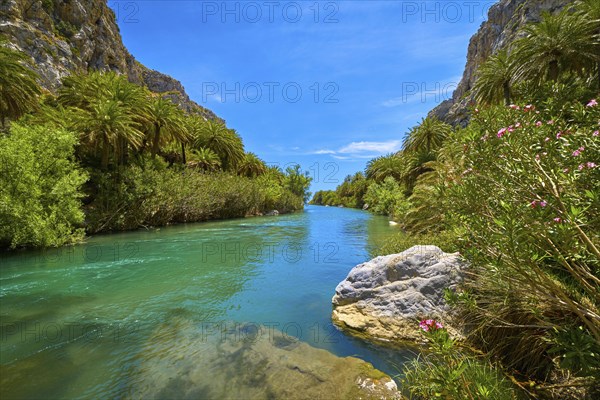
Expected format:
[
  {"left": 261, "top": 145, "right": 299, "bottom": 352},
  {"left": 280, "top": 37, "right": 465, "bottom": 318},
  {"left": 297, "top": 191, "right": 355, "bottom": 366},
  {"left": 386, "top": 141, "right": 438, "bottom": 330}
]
[
  {"left": 0, "top": 0, "right": 219, "bottom": 120},
  {"left": 429, "top": 0, "right": 572, "bottom": 126}
]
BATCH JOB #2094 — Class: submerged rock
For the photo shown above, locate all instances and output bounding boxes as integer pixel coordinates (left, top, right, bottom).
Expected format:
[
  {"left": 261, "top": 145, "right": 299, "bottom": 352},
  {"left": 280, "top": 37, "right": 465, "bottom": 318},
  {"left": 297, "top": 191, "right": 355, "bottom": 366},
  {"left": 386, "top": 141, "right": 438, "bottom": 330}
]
[
  {"left": 264, "top": 210, "right": 279, "bottom": 216},
  {"left": 332, "top": 245, "right": 465, "bottom": 343},
  {"left": 127, "top": 318, "right": 403, "bottom": 399}
]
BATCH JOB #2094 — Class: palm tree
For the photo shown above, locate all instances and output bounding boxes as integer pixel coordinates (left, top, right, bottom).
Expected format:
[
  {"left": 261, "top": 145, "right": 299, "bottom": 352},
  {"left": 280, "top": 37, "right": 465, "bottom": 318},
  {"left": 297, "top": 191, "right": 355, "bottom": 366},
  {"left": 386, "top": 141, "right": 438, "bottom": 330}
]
[
  {"left": 192, "top": 120, "right": 245, "bottom": 171},
  {"left": 71, "top": 98, "right": 144, "bottom": 169},
  {"left": 145, "top": 96, "right": 188, "bottom": 162},
  {"left": 512, "top": 10, "right": 599, "bottom": 83},
  {"left": 59, "top": 71, "right": 148, "bottom": 114},
  {"left": 399, "top": 149, "right": 438, "bottom": 192},
  {"left": 0, "top": 40, "right": 41, "bottom": 130},
  {"left": 403, "top": 117, "right": 451, "bottom": 154},
  {"left": 59, "top": 71, "right": 149, "bottom": 167},
  {"left": 190, "top": 147, "right": 222, "bottom": 171},
  {"left": 59, "top": 71, "right": 110, "bottom": 108},
  {"left": 238, "top": 152, "right": 267, "bottom": 177},
  {"left": 366, "top": 153, "right": 404, "bottom": 183},
  {"left": 577, "top": 0, "right": 600, "bottom": 88},
  {"left": 473, "top": 49, "right": 516, "bottom": 106}
]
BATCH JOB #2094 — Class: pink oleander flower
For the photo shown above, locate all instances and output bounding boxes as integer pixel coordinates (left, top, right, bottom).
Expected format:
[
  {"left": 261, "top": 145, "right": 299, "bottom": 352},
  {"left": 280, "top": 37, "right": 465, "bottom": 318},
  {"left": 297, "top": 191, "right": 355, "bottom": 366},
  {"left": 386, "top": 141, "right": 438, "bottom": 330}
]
[
  {"left": 419, "top": 319, "right": 444, "bottom": 332},
  {"left": 579, "top": 164, "right": 585, "bottom": 171},
  {"left": 547, "top": 120, "right": 554, "bottom": 125},
  {"left": 544, "top": 137, "right": 551, "bottom": 142},
  {"left": 593, "top": 131, "right": 599, "bottom": 137},
  {"left": 509, "top": 104, "right": 520, "bottom": 110},
  {"left": 497, "top": 127, "right": 509, "bottom": 138},
  {"left": 587, "top": 99, "right": 598, "bottom": 107},
  {"left": 531, "top": 200, "right": 548, "bottom": 208},
  {"left": 563, "top": 168, "right": 569, "bottom": 173},
  {"left": 556, "top": 132, "right": 562, "bottom": 139},
  {"left": 587, "top": 162, "right": 597, "bottom": 169},
  {"left": 535, "top": 154, "right": 541, "bottom": 161},
  {"left": 573, "top": 146, "right": 585, "bottom": 157},
  {"left": 524, "top": 105, "right": 535, "bottom": 112},
  {"left": 554, "top": 217, "right": 562, "bottom": 223},
  {"left": 515, "top": 122, "right": 522, "bottom": 128},
  {"left": 536, "top": 121, "right": 542, "bottom": 127}
]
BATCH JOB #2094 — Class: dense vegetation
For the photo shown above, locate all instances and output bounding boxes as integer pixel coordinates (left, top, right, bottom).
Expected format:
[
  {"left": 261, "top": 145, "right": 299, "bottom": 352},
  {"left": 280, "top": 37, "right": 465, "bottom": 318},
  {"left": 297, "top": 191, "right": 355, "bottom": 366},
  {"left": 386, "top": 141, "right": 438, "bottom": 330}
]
[
  {"left": 0, "top": 43, "right": 311, "bottom": 249},
  {"left": 314, "top": 2, "right": 600, "bottom": 398}
]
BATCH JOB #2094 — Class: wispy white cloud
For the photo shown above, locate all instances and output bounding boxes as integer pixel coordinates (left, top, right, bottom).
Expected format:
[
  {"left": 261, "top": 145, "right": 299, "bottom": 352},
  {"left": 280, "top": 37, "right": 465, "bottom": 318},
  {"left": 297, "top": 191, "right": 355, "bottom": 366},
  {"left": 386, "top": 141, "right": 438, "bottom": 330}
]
[
  {"left": 338, "top": 140, "right": 401, "bottom": 154},
  {"left": 313, "top": 149, "right": 336, "bottom": 154},
  {"left": 310, "top": 140, "right": 401, "bottom": 160}
]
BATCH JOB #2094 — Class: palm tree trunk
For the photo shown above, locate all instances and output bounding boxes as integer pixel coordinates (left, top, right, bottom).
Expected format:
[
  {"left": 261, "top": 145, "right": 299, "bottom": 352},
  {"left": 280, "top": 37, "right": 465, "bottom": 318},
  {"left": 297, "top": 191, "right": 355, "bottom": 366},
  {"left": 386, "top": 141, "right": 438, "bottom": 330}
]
[
  {"left": 549, "top": 60, "right": 559, "bottom": 82},
  {"left": 101, "top": 145, "right": 109, "bottom": 170},
  {"left": 181, "top": 142, "right": 187, "bottom": 165},
  {"left": 121, "top": 140, "right": 129, "bottom": 165},
  {"left": 597, "top": 61, "right": 600, "bottom": 91},
  {"left": 503, "top": 81, "right": 511, "bottom": 106},
  {"left": 152, "top": 124, "right": 160, "bottom": 159}
]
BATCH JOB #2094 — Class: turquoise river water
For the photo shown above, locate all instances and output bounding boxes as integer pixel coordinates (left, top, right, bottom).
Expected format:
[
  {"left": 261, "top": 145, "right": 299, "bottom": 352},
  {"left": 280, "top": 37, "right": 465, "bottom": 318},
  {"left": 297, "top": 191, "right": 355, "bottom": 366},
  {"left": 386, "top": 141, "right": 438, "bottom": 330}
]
[{"left": 0, "top": 205, "right": 414, "bottom": 399}]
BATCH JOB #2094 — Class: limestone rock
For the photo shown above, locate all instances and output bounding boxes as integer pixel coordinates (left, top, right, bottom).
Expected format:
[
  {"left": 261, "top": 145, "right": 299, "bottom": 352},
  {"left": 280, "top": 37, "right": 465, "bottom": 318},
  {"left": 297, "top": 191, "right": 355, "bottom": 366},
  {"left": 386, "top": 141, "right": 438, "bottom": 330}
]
[
  {"left": 332, "top": 245, "right": 466, "bottom": 342},
  {"left": 428, "top": 0, "right": 572, "bottom": 127},
  {"left": 127, "top": 318, "right": 405, "bottom": 399},
  {"left": 0, "top": 0, "right": 220, "bottom": 121}
]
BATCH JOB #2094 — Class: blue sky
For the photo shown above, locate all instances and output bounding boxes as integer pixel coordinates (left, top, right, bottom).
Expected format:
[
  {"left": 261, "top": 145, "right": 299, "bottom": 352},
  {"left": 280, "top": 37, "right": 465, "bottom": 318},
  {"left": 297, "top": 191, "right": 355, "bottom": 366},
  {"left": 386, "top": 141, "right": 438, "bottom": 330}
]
[{"left": 109, "top": 0, "right": 493, "bottom": 191}]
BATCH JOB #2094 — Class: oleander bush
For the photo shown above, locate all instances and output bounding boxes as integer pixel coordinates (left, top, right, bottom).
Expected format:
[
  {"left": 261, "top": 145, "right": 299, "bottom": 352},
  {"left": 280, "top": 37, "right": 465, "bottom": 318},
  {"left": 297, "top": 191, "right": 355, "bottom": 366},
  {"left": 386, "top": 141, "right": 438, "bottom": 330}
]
[{"left": 447, "top": 99, "right": 600, "bottom": 385}]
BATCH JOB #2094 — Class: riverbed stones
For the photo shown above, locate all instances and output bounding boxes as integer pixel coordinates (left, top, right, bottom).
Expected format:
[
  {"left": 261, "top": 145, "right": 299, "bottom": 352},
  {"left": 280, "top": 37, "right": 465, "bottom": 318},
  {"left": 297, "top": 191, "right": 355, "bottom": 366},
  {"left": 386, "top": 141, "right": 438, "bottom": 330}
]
[
  {"left": 332, "top": 245, "right": 466, "bottom": 342},
  {"left": 128, "top": 318, "right": 404, "bottom": 399}
]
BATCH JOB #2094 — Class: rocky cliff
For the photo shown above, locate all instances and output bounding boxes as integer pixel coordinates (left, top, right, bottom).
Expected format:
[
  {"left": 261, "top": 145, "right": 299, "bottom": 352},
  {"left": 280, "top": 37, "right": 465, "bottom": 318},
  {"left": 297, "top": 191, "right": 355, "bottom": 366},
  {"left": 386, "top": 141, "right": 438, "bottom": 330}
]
[
  {"left": 429, "top": 0, "right": 571, "bottom": 126},
  {"left": 0, "top": 0, "right": 219, "bottom": 120}
]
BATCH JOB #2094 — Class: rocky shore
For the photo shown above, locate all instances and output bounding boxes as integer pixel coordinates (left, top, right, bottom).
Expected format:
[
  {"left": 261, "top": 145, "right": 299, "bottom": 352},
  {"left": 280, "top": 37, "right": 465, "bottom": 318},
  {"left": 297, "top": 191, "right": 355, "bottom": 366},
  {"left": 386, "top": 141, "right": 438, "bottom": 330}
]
[{"left": 332, "top": 245, "right": 466, "bottom": 343}]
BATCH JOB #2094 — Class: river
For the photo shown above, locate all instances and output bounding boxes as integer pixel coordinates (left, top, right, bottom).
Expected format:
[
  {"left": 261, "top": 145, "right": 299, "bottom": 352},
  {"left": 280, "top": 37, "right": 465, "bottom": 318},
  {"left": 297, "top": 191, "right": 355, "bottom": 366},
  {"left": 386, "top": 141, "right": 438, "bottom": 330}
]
[{"left": 0, "top": 205, "right": 413, "bottom": 398}]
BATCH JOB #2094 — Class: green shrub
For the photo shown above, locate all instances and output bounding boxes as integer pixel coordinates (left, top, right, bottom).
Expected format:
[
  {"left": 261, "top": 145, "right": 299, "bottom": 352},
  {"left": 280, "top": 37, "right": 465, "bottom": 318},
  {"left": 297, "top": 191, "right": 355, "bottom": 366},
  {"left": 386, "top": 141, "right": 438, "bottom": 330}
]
[
  {"left": 402, "top": 319, "right": 520, "bottom": 399},
  {"left": 364, "top": 176, "right": 408, "bottom": 217},
  {"left": 0, "top": 124, "right": 88, "bottom": 248},
  {"left": 377, "top": 229, "right": 461, "bottom": 256},
  {"left": 85, "top": 158, "right": 306, "bottom": 233}
]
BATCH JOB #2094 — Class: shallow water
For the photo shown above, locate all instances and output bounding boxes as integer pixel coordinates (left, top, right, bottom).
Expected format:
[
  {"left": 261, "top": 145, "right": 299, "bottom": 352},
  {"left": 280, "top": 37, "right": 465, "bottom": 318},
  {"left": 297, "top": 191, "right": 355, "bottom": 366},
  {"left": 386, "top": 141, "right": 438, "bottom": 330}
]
[{"left": 0, "top": 205, "right": 413, "bottom": 399}]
